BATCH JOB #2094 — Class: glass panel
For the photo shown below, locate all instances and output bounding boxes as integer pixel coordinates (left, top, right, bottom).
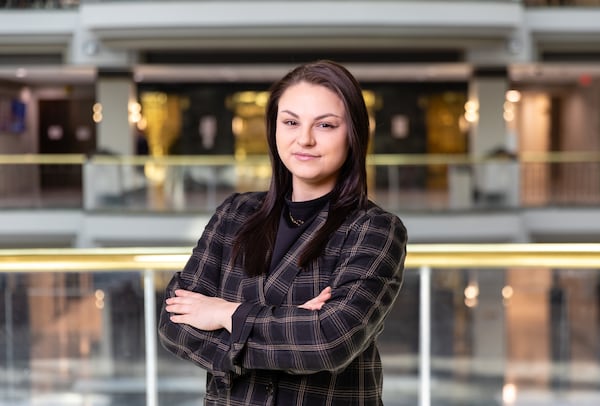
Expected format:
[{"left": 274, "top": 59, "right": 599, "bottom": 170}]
[
  {"left": 427, "top": 267, "right": 600, "bottom": 405},
  {"left": 379, "top": 269, "right": 420, "bottom": 405},
  {"left": 505, "top": 267, "right": 600, "bottom": 404},
  {"left": 1, "top": 271, "right": 147, "bottom": 405},
  {"left": 0, "top": 162, "right": 82, "bottom": 209},
  {"left": 429, "top": 268, "right": 507, "bottom": 405},
  {"left": 83, "top": 159, "right": 238, "bottom": 212},
  {"left": 155, "top": 271, "right": 206, "bottom": 406}
]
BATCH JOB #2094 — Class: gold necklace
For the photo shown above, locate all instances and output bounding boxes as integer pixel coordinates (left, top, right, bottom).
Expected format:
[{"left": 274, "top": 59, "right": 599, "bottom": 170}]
[{"left": 288, "top": 210, "right": 304, "bottom": 226}]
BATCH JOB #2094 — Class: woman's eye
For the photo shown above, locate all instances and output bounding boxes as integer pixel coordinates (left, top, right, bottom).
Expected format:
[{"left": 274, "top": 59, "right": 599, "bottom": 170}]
[
  {"left": 317, "top": 122, "right": 336, "bottom": 129},
  {"left": 284, "top": 120, "right": 298, "bottom": 126}
]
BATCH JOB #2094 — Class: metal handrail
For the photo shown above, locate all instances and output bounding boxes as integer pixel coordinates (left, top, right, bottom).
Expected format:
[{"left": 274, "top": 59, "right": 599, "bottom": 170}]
[{"left": 0, "top": 243, "right": 599, "bottom": 272}]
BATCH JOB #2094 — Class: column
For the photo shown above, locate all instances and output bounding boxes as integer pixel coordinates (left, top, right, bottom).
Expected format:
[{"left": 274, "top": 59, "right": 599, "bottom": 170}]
[
  {"left": 93, "top": 70, "right": 138, "bottom": 207},
  {"left": 468, "top": 67, "right": 509, "bottom": 157},
  {"left": 469, "top": 67, "right": 520, "bottom": 207},
  {"left": 95, "top": 69, "right": 135, "bottom": 155}
]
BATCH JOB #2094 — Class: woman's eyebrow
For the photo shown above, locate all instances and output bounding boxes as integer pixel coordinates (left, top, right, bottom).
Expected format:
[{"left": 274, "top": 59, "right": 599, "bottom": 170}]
[
  {"left": 279, "top": 110, "right": 342, "bottom": 120},
  {"left": 279, "top": 109, "right": 299, "bottom": 118}
]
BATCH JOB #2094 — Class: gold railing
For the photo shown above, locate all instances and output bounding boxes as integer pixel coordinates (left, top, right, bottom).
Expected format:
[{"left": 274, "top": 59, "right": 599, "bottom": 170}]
[{"left": 1, "top": 243, "right": 600, "bottom": 271}]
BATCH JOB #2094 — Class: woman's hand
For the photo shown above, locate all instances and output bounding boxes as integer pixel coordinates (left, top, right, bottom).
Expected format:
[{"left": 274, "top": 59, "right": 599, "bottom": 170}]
[
  {"left": 298, "top": 286, "right": 332, "bottom": 311},
  {"left": 165, "top": 289, "right": 241, "bottom": 333},
  {"left": 166, "top": 286, "right": 330, "bottom": 333}
]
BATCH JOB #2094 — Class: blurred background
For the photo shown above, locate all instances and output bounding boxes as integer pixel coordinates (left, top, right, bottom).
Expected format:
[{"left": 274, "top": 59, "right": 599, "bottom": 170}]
[{"left": 1, "top": 1, "right": 600, "bottom": 405}]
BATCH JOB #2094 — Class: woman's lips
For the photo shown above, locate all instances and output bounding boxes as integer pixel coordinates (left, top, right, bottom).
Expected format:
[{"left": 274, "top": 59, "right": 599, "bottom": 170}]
[{"left": 293, "top": 152, "right": 318, "bottom": 161}]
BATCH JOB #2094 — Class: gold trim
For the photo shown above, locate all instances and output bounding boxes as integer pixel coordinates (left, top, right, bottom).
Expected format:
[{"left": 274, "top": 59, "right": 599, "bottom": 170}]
[
  {"left": 0, "top": 244, "right": 599, "bottom": 273},
  {"left": 0, "top": 154, "right": 86, "bottom": 165}
]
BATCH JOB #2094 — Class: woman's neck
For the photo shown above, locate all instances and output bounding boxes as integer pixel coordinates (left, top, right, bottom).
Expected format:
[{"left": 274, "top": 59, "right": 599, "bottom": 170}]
[{"left": 291, "top": 183, "right": 334, "bottom": 202}]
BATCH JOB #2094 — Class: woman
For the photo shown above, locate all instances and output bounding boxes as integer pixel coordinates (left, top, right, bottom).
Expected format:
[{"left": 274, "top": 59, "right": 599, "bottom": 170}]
[{"left": 159, "top": 60, "right": 407, "bottom": 405}]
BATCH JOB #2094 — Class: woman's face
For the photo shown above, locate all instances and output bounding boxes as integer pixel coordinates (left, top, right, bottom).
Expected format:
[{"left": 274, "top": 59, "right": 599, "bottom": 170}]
[{"left": 275, "top": 82, "right": 349, "bottom": 201}]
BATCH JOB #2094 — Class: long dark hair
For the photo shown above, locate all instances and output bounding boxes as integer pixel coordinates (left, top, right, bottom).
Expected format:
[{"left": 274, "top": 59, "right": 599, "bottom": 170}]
[{"left": 233, "top": 60, "right": 371, "bottom": 276}]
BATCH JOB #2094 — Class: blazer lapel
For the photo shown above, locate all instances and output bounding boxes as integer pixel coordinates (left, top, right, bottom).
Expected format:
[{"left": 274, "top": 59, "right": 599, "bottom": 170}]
[{"left": 262, "top": 207, "right": 328, "bottom": 306}]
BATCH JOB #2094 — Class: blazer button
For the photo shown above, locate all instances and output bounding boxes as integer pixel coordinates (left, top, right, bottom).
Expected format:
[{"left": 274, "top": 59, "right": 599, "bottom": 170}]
[{"left": 266, "top": 382, "right": 274, "bottom": 395}]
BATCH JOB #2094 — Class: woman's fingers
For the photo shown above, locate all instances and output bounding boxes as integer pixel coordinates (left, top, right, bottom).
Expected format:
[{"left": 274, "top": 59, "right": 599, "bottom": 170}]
[
  {"left": 298, "top": 286, "right": 332, "bottom": 311},
  {"left": 165, "top": 289, "right": 203, "bottom": 316},
  {"left": 173, "top": 289, "right": 200, "bottom": 297},
  {"left": 164, "top": 289, "right": 239, "bottom": 332},
  {"left": 166, "top": 289, "right": 204, "bottom": 306},
  {"left": 319, "top": 286, "right": 332, "bottom": 298}
]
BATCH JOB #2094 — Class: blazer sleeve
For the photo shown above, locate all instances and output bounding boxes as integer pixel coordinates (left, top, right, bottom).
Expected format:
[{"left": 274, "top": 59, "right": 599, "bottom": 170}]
[
  {"left": 158, "top": 193, "right": 242, "bottom": 382},
  {"left": 223, "top": 208, "right": 407, "bottom": 375}
]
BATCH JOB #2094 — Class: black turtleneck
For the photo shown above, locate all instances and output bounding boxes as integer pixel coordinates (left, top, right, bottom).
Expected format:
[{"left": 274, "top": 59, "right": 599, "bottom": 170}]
[{"left": 269, "top": 193, "right": 331, "bottom": 272}]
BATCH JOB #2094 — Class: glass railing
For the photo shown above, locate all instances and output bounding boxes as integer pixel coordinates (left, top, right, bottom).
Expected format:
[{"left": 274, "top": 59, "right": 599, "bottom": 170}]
[
  {"left": 1, "top": 152, "right": 599, "bottom": 212},
  {"left": 1, "top": 244, "right": 599, "bottom": 406}
]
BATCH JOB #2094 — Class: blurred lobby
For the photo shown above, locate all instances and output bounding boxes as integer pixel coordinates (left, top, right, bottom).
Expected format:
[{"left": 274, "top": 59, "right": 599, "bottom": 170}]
[{"left": 1, "top": 1, "right": 600, "bottom": 405}]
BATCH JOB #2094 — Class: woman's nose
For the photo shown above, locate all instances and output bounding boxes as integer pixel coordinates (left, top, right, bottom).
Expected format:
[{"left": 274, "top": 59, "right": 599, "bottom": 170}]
[{"left": 297, "top": 127, "right": 315, "bottom": 146}]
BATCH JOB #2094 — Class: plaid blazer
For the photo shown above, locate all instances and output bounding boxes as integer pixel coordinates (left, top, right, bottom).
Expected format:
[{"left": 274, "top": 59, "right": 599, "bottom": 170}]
[{"left": 159, "top": 192, "right": 407, "bottom": 406}]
